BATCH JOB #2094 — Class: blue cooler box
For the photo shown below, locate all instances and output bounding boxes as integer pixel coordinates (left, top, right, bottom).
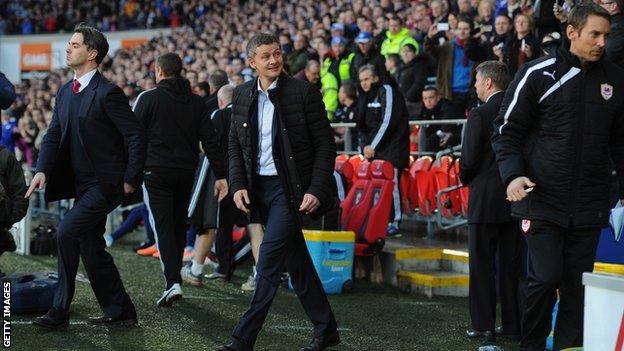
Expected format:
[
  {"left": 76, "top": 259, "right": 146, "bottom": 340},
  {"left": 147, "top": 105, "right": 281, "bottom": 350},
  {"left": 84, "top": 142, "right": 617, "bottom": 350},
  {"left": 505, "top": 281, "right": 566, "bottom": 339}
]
[{"left": 289, "top": 230, "right": 355, "bottom": 294}]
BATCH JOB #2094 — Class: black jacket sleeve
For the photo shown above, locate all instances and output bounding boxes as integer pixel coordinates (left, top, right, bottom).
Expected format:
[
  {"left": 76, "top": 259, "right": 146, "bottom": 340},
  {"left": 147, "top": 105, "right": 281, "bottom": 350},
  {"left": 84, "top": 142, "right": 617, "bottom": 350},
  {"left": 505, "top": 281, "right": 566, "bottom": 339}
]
[
  {"left": 491, "top": 64, "right": 539, "bottom": 186},
  {"left": 1, "top": 150, "right": 27, "bottom": 227},
  {"left": 459, "top": 108, "right": 485, "bottom": 185},
  {"left": 228, "top": 89, "right": 247, "bottom": 195},
  {"left": 610, "top": 103, "right": 624, "bottom": 199},
  {"left": 0, "top": 73, "right": 16, "bottom": 110},
  {"left": 36, "top": 87, "right": 64, "bottom": 177},
  {"left": 303, "top": 84, "right": 337, "bottom": 201},
  {"left": 199, "top": 103, "right": 227, "bottom": 180},
  {"left": 103, "top": 85, "right": 146, "bottom": 187}
]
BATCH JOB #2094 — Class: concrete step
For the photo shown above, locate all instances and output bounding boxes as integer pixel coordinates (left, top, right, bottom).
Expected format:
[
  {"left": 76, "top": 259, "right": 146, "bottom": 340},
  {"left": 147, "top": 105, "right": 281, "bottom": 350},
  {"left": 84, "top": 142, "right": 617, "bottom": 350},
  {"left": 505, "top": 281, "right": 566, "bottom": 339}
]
[
  {"left": 395, "top": 248, "right": 469, "bottom": 274},
  {"left": 397, "top": 269, "right": 469, "bottom": 298}
]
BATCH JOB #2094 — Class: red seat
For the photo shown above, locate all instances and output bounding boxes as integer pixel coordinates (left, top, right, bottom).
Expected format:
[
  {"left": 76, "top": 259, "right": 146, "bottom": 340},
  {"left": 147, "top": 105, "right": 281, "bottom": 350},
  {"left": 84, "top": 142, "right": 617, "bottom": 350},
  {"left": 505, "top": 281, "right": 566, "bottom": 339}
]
[
  {"left": 409, "top": 156, "right": 434, "bottom": 216},
  {"left": 335, "top": 154, "right": 349, "bottom": 163},
  {"left": 430, "top": 156, "right": 462, "bottom": 218},
  {"left": 232, "top": 225, "right": 247, "bottom": 242},
  {"left": 399, "top": 156, "right": 414, "bottom": 214},
  {"left": 453, "top": 160, "right": 469, "bottom": 217},
  {"left": 335, "top": 157, "right": 355, "bottom": 190},
  {"left": 347, "top": 155, "right": 364, "bottom": 184},
  {"left": 341, "top": 160, "right": 394, "bottom": 256}
]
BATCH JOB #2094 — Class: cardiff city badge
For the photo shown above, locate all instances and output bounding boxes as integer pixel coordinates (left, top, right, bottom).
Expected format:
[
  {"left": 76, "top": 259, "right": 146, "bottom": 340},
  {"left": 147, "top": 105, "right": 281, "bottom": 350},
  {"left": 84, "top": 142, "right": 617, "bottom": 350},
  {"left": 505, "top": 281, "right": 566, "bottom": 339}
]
[
  {"left": 521, "top": 219, "right": 531, "bottom": 235},
  {"left": 601, "top": 83, "right": 613, "bottom": 101}
]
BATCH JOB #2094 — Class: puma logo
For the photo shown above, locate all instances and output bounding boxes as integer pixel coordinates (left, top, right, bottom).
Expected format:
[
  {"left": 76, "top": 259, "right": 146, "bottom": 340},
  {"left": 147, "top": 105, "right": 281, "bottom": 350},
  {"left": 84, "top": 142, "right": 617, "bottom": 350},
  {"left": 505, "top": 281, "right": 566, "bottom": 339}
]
[{"left": 543, "top": 70, "right": 556, "bottom": 81}]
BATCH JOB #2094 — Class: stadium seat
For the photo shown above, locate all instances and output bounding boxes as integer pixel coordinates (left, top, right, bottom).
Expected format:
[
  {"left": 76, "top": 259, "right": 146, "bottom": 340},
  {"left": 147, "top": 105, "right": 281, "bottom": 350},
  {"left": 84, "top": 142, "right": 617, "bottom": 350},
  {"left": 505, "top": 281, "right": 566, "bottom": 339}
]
[
  {"left": 399, "top": 156, "right": 414, "bottom": 214},
  {"left": 347, "top": 155, "right": 365, "bottom": 184},
  {"left": 335, "top": 156, "right": 355, "bottom": 191},
  {"left": 340, "top": 160, "right": 394, "bottom": 256},
  {"left": 452, "top": 160, "right": 469, "bottom": 217},
  {"left": 409, "top": 156, "right": 434, "bottom": 216},
  {"left": 430, "top": 156, "right": 462, "bottom": 219}
]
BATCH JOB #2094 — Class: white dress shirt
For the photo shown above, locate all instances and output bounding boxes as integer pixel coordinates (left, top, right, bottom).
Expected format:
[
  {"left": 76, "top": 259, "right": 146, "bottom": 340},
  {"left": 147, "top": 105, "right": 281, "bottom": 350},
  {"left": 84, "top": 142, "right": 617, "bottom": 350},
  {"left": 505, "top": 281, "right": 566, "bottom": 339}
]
[
  {"left": 73, "top": 68, "right": 98, "bottom": 93},
  {"left": 257, "top": 78, "right": 278, "bottom": 176}
]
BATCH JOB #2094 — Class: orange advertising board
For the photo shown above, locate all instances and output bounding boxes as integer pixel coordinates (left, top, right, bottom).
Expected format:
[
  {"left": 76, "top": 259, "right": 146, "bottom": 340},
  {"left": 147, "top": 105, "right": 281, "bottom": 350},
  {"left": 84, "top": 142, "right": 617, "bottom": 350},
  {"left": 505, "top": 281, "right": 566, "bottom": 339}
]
[
  {"left": 20, "top": 43, "right": 52, "bottom": 71},
  {"left": 121, "top": 38, "right": 147, "bottom": 49}
]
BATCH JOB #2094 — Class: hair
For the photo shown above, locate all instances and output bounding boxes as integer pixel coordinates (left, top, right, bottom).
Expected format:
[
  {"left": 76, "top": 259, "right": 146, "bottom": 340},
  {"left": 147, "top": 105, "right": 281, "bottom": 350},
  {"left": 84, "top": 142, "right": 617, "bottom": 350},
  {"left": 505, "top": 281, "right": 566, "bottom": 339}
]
[
  {"left": 73, "top": 23, "right": 109, "bottom": 65},
  {"left": 217, "top": 84, "right": 235, "bottom": 104},
  {"left": 305, "top": 59, "right": 320, "bottom": 71},
  {"left": 568, "top": 2, "right": 611, "bottom": 32},
  {"left": 457, "top": 15, "right": 474, "bottom": 30},
  {"left": 246, "top": 32, "right": 280, "bottom": 58},
  {"left": 208, "top": 69, "right": 229, "bottom": 90},
  {"left": 358, "top": 63, "right": 378, "bottom": 77},
  {"left": 197, "top": 82, "right": 210, "bottom": 93},
  {"left": 156, "top": 53, "right": 183, "bottom": 77},
  {"left": 422, "top": 85, "right": 439, "bottom": 94},
  {"left": 386, "top": 53, "right": 401, "bottom": 66},
  {"left": 475, "top": 60, "right": 511, "bottom": 90},
  {"left": 514, "top": 13, "right": 535, "bottom": 32},
  {"left": 340, "top": 81, "right": 358, "bottom": 100},
  {"left": 403, "top": 43, "right": 417, "bottom": 53}
]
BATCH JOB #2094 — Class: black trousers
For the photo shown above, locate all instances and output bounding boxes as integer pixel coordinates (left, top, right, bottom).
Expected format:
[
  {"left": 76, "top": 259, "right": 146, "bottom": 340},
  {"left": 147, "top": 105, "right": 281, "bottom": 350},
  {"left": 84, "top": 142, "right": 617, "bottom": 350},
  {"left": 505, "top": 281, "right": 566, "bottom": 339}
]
[
  {"left": 143, "top": 167, "right": 195, "bottom": 290},
  {"left": 53, "top": 184, "right": 135, "bottom": 318},
  {"left": 215, "top": 193, "right": 237, "bottom": 276},
  {"left": 520, "top": 220, "right": 600, "bottom": 351},
  {"left": 468, "top": 222, "right": 522, "bottom": 334},
  {"left": 232, "top": 176, "right": 337, "bottom": 346}
]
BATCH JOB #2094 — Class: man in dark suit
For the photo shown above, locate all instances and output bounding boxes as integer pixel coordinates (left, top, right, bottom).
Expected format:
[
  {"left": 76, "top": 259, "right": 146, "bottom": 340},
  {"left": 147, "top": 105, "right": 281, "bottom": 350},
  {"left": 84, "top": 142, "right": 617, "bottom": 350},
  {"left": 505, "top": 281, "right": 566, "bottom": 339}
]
[
  {"left": 221, "top": 33, "right": 339, "bottom": 351},
  {"left": 28, "top": 24, "right": 146, "bottom": 329},
  {"left": 460, "top": 61, "right": 522, "bottom": 342}
]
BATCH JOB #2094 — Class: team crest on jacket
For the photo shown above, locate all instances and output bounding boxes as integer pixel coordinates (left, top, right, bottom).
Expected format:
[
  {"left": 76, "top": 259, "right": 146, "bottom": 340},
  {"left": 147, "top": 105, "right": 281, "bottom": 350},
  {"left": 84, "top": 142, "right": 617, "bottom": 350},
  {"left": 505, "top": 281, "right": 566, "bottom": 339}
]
[
  {"left": 601, "top": 83, "right": 613, "bottom": 101},
  {"left": 521, "top": 219, "right": 531, "bottom": 234}
]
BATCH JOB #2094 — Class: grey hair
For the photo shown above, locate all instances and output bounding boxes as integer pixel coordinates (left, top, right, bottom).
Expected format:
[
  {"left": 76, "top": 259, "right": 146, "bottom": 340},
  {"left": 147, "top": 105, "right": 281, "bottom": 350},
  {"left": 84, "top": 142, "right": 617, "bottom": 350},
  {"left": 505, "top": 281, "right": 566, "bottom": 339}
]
[
  {"left": 358, "top": 63, "right": 378, "bottom": 77},
  {"left": 246, "top": 32, "right": 280, "bottom": 58},
  {"left": 475, "top": 60, "right": 511, "bottom": 90},
  {"left": 217, "top": 84, "right": 235, "bottom": 105}
]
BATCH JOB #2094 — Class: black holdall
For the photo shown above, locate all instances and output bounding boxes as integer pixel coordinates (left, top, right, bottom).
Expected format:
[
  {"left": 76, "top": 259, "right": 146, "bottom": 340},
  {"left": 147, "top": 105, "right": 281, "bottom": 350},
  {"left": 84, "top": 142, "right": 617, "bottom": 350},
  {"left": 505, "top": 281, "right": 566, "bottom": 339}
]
[{"left": 29, "top": 224, "right": 58, "bottom": 256}]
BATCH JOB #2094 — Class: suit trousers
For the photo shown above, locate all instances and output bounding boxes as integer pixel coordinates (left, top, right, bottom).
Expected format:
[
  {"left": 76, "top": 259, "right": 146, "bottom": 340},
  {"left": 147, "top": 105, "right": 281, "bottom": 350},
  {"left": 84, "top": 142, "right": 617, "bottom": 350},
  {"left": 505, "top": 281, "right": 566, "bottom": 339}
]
[
  {"left": 520, "top": 220, "right": 600, "bottom": 351},
  {"left": 468, "top": 222, "right": 522, "bottom": 334},
  {"left": 53, "top": 184, "right": 134, "bottom": 317},
  {"left": 232, "top": 176, "right": 337, "bottom": 346},
  {"left": 143, "top": 167, "right": 195, "bottom": 290}
]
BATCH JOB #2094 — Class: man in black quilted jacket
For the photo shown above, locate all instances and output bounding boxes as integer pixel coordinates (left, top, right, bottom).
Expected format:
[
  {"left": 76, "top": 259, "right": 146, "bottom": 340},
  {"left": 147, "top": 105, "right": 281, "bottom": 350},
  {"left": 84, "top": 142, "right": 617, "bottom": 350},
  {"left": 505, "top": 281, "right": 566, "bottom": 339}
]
[
  {"left": 492, "top": 4, "right": 624, "bottom": 350},
  {"left": 221, "top": 33, "right": 339, "bottom": 351}
]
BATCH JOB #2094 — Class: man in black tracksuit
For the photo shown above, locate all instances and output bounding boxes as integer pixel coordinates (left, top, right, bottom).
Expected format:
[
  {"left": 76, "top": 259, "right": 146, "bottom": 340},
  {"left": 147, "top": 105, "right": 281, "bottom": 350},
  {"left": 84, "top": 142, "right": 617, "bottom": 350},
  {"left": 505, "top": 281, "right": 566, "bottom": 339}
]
[
  {"left": 492, "top": 5, "right": 624, "bottom": 350},
  {"left": 357, "top": 64, "right": 410, "bottom": 236},
  {"left": 133, "top": 53, "right": 227, "bottom": 306},
  {"left": 460, "top": 61, "right": 521, "bottom": 342}
]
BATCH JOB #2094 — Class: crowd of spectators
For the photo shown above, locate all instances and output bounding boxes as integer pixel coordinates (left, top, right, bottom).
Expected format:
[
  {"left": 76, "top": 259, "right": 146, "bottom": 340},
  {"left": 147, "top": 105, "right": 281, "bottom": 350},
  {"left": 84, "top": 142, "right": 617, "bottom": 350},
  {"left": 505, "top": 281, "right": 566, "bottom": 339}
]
[{"left": 2, "top": 0, "right": 624, "bottom": 168}]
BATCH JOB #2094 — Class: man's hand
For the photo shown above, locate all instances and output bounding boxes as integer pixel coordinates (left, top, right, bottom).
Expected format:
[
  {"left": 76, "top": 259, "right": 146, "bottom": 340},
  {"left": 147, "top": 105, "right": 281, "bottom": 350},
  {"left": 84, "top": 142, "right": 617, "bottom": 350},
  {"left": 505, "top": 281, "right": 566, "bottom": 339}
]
[
  {"left": 439, "top": 133, "right": 452, "bottom": 147},
  {"left": 427, "top": 25, "right": 439, "bottom": 39},
  {"left": 214, "top": 179, "right": 228, "bottom": 202},
  {"left": 233, "top": 189, "right": 250, "bottom": 213},
  {"left": 299, "top": 193, "right": 320, "bottom": 214},
  {"left": 506, "top": 176, "right": 536, "bottom": 202},
  {"left": 124, "top": 183, "right": 136, "bottom": 195},
  {"left": 363, "top": 145, "right": 375, "bottom": 159},
  {"left": 25, "top": 172, "right": 46, "bottom": 198}
]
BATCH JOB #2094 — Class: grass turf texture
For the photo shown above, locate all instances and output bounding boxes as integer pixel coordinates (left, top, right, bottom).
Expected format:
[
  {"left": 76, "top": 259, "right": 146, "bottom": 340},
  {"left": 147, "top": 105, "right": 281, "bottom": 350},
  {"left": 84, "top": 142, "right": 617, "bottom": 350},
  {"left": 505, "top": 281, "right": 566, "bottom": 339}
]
[{"left": 3, "top": 231, "right": 520, "bottom": 351}]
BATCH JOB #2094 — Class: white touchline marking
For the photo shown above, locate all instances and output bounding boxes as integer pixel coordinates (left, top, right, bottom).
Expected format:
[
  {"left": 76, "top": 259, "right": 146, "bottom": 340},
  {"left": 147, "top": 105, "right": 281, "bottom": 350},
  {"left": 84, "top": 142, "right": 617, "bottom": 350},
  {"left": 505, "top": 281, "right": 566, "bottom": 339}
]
[
  {"left": 184, "top": 295, "right": 235, "bottom": 301},
  {"left": 271, "top": 325, "right": 351, "bottom": 332}
]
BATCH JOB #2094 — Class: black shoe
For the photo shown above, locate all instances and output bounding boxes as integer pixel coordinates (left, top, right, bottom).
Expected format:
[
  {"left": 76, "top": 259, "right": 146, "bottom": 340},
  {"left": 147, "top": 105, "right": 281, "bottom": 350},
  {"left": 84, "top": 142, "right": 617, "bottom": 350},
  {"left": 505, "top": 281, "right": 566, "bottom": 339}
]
[
  {"left": 133, "top": 241, "right": 154, "bottom": 252},
  {"left": 300, "top": 331, "right": 341, "bottom": 351},
  {"left": 466, "top": 329, "right": 495, "bottom": 342},
  {"left": 88, "top": 313, "right": 137, "bottom": 326},
  {"left": 495, "top": 326, "right": 520, "bottom": 341},
  {"left": 33, "top": 308, "right": 70, "bottom": 329},
  {"left": 218, "top": 339, "right": 253, "bottom": 351}
]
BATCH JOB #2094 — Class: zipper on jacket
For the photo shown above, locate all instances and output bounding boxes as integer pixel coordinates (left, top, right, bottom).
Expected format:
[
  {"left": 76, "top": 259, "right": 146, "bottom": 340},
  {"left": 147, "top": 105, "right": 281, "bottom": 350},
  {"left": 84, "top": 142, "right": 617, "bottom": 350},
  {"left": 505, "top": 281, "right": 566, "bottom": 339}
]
[{"left": 568, "top": 70, "right": 586, "bottom": 226}]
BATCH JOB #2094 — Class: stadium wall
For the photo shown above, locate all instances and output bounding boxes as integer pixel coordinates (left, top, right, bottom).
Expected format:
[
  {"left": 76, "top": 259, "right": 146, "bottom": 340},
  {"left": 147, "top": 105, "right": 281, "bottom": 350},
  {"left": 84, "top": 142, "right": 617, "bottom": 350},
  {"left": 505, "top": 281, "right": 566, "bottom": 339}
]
[{"left": 0, "top": 28, "right": 173, "bottom": 83}]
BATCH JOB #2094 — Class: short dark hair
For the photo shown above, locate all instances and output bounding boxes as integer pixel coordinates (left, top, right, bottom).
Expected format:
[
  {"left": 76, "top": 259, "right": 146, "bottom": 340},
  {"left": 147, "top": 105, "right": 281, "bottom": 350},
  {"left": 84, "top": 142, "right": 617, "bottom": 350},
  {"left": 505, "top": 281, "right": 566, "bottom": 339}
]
[
  {"left": 208, "top": 69, "right": 229, "bottom": 90},
  {"left": 403, "top": 43, "right": 417, "bottom": 53},
  {"left": 340, "top": 81, "right": 358, "bottom": 100},
  {"left": 246, "top": 32, "right": 280, "bottom": 58},
  {"left": 457, "top": 15, "right": 474, "bottom": 30},
  {"left": 568, "top": 2, "right": 611, "bottom": 33},
  {"left": 156, "top": 53, "right": 183, "bottom": 77},
  {"left": 422, "top": 85, "right": 439, "bottom": 94},
  {"left": 475, "top": 60, "right": 511, "bottom": 90},
  {"left": 74, "top": 23, "right": 109, "bottom": 65}
]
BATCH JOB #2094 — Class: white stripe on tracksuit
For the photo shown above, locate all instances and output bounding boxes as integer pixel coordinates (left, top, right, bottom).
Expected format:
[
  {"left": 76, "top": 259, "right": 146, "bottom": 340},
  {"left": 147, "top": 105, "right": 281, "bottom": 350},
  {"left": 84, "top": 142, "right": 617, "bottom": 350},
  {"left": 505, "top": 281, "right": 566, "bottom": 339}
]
[
  {"left": 392, "top": 168, "right": 402, "bottom": 223},
  {"left": 142, "top": 182, "right": 167, "bottom": 287},
  {"left": 187, "top": 157, "right": 210, "bottom": 218},
  {"left": 498, "top": 58, "right": 556, "bottom": 134}
]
